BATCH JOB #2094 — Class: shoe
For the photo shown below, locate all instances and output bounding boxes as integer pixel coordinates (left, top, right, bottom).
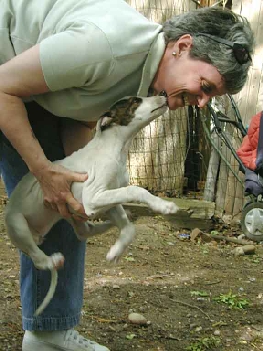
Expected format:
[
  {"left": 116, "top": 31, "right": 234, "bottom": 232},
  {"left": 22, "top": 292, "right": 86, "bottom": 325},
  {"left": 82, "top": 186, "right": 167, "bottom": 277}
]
[{"left": 22, "top": 329, "right": 110, "bottom": 351}]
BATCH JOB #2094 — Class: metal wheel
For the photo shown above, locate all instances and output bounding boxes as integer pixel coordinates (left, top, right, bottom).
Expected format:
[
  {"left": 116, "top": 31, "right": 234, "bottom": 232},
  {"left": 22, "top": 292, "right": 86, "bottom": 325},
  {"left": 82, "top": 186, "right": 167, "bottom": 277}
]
[{"left": 241, "top": 202, "right": 263, "bottom": 242}]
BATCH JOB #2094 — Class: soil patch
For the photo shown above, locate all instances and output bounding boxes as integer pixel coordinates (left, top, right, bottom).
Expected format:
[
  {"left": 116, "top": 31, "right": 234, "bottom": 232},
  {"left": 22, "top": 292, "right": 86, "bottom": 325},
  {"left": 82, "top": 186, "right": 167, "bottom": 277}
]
[{"left": 0, "top": 185, "right": 263, "bottom": 350}]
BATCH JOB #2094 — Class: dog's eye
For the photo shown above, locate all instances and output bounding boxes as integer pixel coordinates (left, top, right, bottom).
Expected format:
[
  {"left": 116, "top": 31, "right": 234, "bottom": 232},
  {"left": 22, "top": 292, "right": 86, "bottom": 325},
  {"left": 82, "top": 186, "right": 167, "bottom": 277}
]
[{"left": 133, "top": 97, "right": 142, "bottom": 104}]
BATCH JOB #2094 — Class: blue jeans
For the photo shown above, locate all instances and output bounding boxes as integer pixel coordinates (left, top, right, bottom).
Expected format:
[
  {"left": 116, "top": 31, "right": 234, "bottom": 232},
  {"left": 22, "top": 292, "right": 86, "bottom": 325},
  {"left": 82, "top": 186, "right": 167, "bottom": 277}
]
[{"left": 0, "top": 102, "right": 86, "bottom": 330}]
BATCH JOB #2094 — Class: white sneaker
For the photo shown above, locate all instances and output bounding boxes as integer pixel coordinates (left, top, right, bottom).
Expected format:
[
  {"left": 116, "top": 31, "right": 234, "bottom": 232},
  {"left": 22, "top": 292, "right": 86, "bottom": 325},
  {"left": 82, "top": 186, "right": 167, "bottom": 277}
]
[{"left": 22, "top": 329, "right": 110, "bottom": 351}]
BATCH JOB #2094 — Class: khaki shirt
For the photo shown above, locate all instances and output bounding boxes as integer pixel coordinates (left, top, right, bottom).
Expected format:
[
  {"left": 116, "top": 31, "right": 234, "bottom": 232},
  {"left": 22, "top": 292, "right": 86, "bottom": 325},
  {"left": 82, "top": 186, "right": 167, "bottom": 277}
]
[{"left": 0, "top": 0, "right": 165, "bottom": 121}]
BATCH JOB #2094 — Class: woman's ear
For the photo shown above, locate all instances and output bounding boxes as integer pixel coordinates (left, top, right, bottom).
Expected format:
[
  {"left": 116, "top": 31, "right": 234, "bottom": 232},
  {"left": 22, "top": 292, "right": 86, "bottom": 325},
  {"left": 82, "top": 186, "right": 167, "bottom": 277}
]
[{"left": 172, "top": 34, "right": 193, "bottom": 55}]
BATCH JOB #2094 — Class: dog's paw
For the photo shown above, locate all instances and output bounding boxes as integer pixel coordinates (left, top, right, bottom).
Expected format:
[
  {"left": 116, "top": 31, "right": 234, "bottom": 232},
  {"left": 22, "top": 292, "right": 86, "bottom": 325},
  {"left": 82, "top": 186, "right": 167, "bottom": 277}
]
[
  {"left": 154, "top": 200, "right": 179, "bottom": 214},
  {"left": 106, "top": 243, "right": 126, "bottom": 263},
  {"left": 33, "top": 252, "right": 65, "bottom": 271},
  {"left": 50, "top": 253, "right": 65, "bottom": 270}
]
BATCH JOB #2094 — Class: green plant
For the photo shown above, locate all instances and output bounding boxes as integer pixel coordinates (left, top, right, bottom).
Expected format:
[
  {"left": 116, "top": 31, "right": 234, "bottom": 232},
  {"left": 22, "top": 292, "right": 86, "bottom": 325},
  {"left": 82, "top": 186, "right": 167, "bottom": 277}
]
[
  {"left": 186, "top": 336, "right": 221, "bottom": 351},
  {"left": 247, "top": 255, "right": 262, "bottom": 264},
  {"left": 190, "top": 290, "right": 209, "bottom": 298},
  {"left": 124, "top": 256, "right": 135, "bottom": 262},
  {"left": 210, "top": 230, "right": 219, "bottom": 236},
  {"left": 213, "top": 290, "right": 250, "bottom": 309},
  {"left": 200, "top": 246, "right": 209, "bottom": 255}
]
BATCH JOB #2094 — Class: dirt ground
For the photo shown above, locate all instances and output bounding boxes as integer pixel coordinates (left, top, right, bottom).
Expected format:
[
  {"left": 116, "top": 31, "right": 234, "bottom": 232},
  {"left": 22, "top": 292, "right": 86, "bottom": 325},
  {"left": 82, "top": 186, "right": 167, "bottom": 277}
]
[{"left": 0, "top": 187, "right": 263, "bottom": 351}]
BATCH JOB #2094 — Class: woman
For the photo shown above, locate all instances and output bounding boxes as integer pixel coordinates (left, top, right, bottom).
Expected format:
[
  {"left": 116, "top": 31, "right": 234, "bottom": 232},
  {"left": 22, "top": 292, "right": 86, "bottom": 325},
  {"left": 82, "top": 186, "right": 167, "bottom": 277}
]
[{"left": 0, "top": 1, "right": 254, "bottom": 350}]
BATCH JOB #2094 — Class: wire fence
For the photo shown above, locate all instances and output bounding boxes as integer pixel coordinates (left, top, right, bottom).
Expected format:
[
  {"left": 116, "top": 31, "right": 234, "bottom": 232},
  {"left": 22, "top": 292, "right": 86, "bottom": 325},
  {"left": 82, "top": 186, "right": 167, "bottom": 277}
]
[{"left": 128, "top": 109, "right": 188, "bottom": 197}]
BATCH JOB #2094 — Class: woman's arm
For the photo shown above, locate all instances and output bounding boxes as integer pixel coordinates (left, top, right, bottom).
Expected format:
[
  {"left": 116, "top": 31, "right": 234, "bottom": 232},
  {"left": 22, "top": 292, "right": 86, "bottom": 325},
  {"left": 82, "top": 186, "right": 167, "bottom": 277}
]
[{"left": 0, "top": 44, "right": 88, "bottom": 218}]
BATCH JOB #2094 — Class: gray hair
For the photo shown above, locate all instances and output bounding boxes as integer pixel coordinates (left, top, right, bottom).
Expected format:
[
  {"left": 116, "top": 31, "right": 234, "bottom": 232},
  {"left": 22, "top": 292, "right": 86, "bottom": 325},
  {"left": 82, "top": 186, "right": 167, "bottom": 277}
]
[{"left": 162, "top": 7, "right": 254, "bottom": 94}]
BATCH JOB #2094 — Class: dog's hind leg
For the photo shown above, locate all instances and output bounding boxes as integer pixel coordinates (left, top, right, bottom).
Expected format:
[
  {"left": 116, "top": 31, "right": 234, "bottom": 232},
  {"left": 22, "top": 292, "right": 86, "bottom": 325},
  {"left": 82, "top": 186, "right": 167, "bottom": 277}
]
[
  {"left": 70, "top": 220, "right": 114, "bottom": 241},
  {"left": 5, "top": 212, "right": 64, "bottom": 271},
  {"left": 104, "top": 205, "right": 136, "bottom": 263}
]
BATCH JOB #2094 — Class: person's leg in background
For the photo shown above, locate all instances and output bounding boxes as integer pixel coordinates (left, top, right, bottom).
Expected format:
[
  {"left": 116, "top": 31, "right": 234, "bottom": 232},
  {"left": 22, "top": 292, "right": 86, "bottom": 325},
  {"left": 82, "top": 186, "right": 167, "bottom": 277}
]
[{"left": 0, "top": 102, "right": 109, "bottom": 351}]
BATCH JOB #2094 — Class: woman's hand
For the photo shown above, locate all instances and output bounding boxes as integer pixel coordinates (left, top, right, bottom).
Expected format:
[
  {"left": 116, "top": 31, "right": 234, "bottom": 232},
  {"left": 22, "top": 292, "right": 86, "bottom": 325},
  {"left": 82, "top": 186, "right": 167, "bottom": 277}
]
[{"left": 34, "top": 161, "right": 89, "bottom": 220}]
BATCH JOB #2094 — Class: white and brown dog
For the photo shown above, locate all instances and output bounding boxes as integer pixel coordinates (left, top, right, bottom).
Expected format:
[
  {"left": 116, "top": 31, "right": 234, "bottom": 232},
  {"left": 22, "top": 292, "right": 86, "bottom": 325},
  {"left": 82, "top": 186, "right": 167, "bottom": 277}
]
[{"left": 5, "top": 95, "right": 179, "bottom": 315}]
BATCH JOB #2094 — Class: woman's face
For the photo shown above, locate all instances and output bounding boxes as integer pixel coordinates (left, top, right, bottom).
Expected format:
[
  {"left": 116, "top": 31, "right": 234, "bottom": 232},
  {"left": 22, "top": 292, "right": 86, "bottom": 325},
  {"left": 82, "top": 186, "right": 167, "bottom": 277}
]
[{"left": 152, "top": 35, "right": 226, "bottom": 110}]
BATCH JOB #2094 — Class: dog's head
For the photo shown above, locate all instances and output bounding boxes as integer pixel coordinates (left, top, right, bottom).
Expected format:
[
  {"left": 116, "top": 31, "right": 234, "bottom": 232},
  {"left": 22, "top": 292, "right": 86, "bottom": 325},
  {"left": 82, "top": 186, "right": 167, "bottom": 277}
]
[{"left": 99, "top": 96, "right": 168, "bottom": 131}]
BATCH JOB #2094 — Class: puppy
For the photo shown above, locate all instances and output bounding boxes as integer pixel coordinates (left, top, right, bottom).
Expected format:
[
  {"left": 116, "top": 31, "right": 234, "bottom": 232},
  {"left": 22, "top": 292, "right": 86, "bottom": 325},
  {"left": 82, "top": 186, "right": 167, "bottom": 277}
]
[{"left": 5, "top": 95, "right": 179, "bottom": 315}]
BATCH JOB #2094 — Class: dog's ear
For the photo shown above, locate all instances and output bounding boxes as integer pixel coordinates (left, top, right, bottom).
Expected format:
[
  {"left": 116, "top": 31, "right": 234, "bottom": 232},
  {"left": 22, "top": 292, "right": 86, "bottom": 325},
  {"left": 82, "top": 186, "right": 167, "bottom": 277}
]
[
  {"left": 99, "top": 110, "right": 115, "bottom": 130},
  {"left": 100, "top": 115, "right": 113, "bottom": 127}
]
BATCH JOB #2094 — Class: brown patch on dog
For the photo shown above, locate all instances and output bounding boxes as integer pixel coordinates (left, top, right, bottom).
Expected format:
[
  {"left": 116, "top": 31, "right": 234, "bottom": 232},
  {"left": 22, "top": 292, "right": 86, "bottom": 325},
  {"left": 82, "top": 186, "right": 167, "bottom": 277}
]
[{"left": 101, "top": 97, "right": 143, "bottom": 130}]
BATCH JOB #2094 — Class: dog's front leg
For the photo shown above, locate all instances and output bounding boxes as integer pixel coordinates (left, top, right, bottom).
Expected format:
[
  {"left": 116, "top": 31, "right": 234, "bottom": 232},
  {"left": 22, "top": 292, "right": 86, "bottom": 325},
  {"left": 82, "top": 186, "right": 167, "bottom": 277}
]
[
  {"left": 104, "top": 205, "right": 136, "bottom": 263},
  {"left": 84, "top": 186, "right": 179, "bottom": 215}
]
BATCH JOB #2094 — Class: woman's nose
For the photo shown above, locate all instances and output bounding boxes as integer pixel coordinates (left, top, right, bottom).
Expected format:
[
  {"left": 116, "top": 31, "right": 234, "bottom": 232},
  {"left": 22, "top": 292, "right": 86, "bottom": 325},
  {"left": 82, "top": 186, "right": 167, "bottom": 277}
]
[{"left": 197, "top": 94, "right": 210, "bottom": 108}]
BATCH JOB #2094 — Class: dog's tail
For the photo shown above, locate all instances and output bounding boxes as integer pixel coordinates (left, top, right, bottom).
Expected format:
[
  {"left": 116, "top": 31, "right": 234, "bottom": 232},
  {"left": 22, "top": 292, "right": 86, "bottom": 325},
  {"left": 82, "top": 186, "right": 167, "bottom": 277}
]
[{"left": 34, "top": 269, "right": 58, "bottom": 316}]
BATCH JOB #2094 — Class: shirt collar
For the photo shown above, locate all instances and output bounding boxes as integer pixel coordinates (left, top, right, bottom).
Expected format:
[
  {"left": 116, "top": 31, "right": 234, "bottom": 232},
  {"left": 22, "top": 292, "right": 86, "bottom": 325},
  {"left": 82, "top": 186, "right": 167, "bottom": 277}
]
[{"left": 137, "top": 32, "right": 166, "bottom": 97}]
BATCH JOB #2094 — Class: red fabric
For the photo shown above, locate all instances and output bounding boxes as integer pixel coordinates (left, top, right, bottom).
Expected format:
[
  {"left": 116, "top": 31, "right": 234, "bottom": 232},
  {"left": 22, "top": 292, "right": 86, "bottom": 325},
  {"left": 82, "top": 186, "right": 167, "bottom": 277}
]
[{"left": 236, "top": 111, "right": 262, "bottom": 171}]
